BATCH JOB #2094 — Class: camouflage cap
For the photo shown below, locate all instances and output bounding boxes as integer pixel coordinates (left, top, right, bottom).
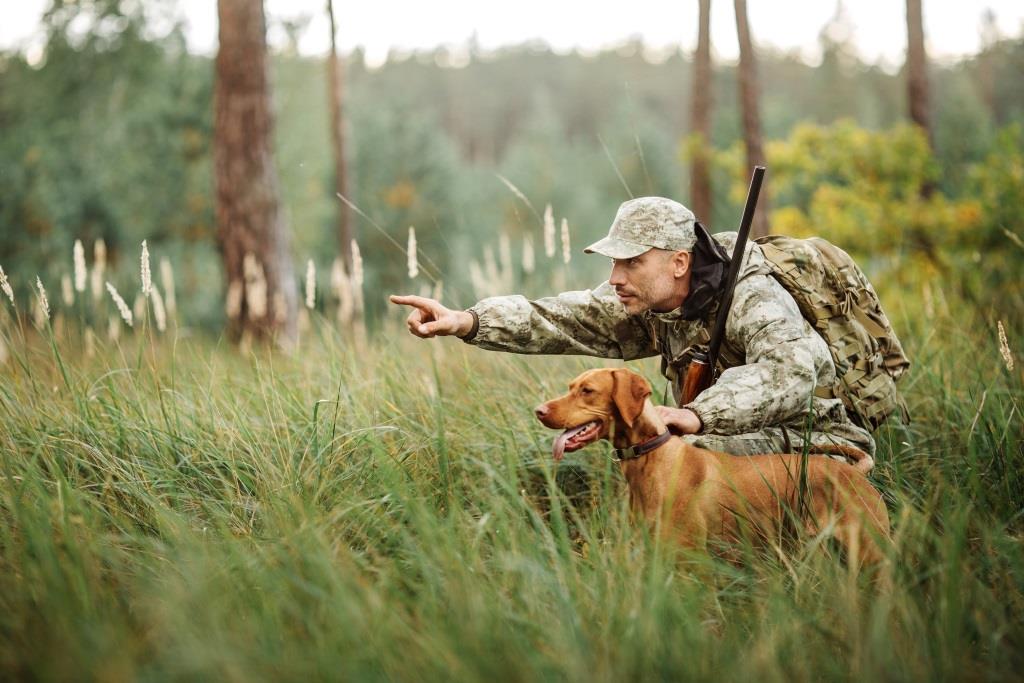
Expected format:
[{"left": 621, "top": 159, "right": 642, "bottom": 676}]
[{"left": 584, "top": 197, "right": 697, "bottom": 259}]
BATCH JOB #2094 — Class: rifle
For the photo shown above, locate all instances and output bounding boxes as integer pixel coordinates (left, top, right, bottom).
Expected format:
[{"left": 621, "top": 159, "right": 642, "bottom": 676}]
[{"left": 680, "top": 166, "right": 766, "bottom": 405}]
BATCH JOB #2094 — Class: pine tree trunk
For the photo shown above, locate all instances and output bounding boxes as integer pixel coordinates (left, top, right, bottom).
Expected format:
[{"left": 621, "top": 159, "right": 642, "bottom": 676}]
[
  {"left": 214, "top": 0, "right": 297, "bottom": 344},
  {"left": 326, "top": 0, "right": 353, "bottom": 270},
  {"left": 733, "top": 0, "right": 770, "bottom": 238},
  {"left": 690, "top": 0, "right": 713, "bottom": 225},
  {"left": 905, "top": 0, "right": 932, "bottom": 146},
  {"left": 977, "top": 10, "right": 999, "bottom": 123},
  {"left": 905, "top": 0, "right": 935, "bottom": 198}
]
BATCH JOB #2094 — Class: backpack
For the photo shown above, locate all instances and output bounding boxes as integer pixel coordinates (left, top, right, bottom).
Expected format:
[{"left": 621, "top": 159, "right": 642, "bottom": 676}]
[{"left": 755, "top": 235, "right": 910, "bottom": 431}]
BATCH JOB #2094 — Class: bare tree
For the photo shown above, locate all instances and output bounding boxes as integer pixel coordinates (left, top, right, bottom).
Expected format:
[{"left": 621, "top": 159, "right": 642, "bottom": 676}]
[
  {"left": 976, "top": 9, "right": 999, "bottom": 122},
  {"left": 733, "top": 0, "right": 770, "bottom": 238},
  {"left": 690, "top": 0, "right": 713, "bottom": 225},
  {"left": 326, "top": 0, "right": 353, "bottom": 269},
  {"left": 905, "top": 0, "right": 932, "bottom": 148},
  {"left": 214, "top": 0, "right": 298, "bottom": 343}
]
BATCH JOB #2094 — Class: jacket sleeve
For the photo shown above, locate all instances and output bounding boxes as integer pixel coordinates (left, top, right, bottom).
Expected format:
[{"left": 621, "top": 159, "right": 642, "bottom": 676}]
[
  {"left": 685, "top": 273, "right": 835, "bottom": 434},
  {"left": 464, "top": 281, "right": 657, "bottom": 361}
]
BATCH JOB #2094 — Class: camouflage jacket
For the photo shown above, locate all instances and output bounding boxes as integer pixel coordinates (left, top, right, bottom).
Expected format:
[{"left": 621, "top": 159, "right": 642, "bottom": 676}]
[{"left": 465, "top": 233, "right": 858, "bottom": 437}]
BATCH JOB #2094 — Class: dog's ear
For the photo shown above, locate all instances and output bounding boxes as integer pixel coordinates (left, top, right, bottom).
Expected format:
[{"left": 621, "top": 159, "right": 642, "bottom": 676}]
[{"left": 612, "top": 369, "right": 651, "bottom": 428}]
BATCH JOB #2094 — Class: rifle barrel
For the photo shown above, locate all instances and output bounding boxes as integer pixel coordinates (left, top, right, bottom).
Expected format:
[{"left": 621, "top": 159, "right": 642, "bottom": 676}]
[{"left": 705, "top": 166, "right": 765, "bottom": 371}]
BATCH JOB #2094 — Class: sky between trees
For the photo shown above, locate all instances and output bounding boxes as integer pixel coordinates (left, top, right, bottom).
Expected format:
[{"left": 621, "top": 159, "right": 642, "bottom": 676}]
[{"left": 3, "top": 0, "right": 1024, "bottom": 69}]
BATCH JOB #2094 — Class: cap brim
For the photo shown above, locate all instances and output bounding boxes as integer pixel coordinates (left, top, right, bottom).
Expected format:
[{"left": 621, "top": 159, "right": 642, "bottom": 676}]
[{"left": 583, "top": 236, "right": 649, "bottom": 259}]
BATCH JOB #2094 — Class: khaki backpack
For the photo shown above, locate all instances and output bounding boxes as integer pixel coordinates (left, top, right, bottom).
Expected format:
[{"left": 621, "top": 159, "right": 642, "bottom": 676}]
[{"left": 755, "top": 235, "right": 911, "bottom": 431}]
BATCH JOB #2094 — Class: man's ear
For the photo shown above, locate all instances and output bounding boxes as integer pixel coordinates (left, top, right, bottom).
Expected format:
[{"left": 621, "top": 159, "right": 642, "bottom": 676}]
[
  {"left": 672, "top": 250, "right": 692, "bottom": 278},
  {"left": 612, "top": 369, "right": 652, "bottom": 428}
]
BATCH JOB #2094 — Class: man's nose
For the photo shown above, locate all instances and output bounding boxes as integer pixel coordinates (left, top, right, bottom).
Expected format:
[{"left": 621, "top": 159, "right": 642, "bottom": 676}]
[
  {"left": 609, "top": 262, "right": 626, "bottom": 286},
  {"left": 534, "top": 403, "right": 551, "bottom": 420}
]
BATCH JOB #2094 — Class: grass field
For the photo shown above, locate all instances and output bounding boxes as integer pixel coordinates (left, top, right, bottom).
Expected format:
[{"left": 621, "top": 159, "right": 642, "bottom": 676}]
[{"left": 0, "top": 303, "right": 1022, "bottom": 681}]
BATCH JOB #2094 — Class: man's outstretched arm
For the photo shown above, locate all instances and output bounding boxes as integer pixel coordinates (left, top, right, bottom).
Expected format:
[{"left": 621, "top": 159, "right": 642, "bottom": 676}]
[{"left": 389, "top": 283, "right": 656, "bottom": 361}]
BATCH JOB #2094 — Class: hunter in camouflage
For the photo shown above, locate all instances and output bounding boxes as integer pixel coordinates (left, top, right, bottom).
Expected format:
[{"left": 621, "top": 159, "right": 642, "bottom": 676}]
[{"left": 390, "top": 196, "right": 875, "bottom": 457}]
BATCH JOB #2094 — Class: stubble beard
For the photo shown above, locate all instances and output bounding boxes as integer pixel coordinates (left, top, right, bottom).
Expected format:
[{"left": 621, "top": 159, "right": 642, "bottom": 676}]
[{"left": 617, "top": 293, "right": 649, "bottom": 315}]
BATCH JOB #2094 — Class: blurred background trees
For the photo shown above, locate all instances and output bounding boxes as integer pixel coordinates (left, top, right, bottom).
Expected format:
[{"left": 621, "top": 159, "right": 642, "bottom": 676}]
[{"left": 0, "top": 0, "right": 1022, "bottom": 332}]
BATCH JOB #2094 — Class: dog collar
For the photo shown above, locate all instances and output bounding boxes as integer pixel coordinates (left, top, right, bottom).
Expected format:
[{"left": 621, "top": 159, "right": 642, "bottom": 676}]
[{"left": 613, "top": 430, "right": 673, "bottom": 461}]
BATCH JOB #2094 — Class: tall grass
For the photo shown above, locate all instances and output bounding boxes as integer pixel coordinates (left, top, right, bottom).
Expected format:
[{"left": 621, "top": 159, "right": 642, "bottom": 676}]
[{"left": 0, "top": 301, "right": 1021, "bottom": 681}]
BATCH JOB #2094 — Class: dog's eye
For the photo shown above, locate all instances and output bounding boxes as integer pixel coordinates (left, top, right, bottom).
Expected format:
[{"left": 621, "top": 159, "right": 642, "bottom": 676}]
[{"left": 580, "top": 387, "right": 593, "bottom": 395}]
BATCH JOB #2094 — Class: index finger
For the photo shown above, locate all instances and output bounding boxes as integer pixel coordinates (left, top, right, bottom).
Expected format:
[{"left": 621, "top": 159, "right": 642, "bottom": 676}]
[{"left": 389, "top": 294, "right": 435, "bottom": 310}]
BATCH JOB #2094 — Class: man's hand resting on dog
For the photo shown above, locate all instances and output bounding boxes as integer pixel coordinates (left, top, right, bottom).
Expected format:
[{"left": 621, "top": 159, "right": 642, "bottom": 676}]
[
  {"left": 655, "top": 406, "right": 703, "bottom": 435},
  {"left": 389, "top": 295, "right": 475, "bottom": 339}
]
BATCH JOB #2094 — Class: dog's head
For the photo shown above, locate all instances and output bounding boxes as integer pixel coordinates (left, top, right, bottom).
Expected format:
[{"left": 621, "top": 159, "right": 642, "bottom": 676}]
[{"left": 534, "top": 368, "right": 652, "bottom": 460}]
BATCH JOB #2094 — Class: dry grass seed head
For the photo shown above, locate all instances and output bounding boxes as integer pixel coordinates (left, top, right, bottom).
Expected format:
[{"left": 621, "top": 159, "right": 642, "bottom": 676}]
[
  {"left": 351, "top": 240, "right": 364, "bottom": 313},
  {"left": 0, "top": 265, "right": 14, "bottom": 306},
  {"left": 561, "top": 218, "right": 571, "bottom": 264},
  {"left": 407, "top": 227, "right": 419, "bottom": 279},
  {"left": 106, "top": 282, "right": 133, "bottom": 327},
  {"left": 35, "top": 277, "right": 50, "bottom": 321},
  {"left": 61, "top": 274, "right": 74, "bottom": 306},
  {"left": 140, "top": 240, "right": 151, "bottom": 296},
  {"left": 73, "top": 240, "right": 87, "bottom": 292},
  {"left": 91, "top": 239, "right": 107, "bottom": 300},
  {"left": 160, "top": 258, "right": 176, "bottom": 316},
  {"left": 544, "top": 204, "right": 556, "bottom": 257},
  {"left": 305, "top": 259, "right": 316, "bottom": 309},
  {"left": 522, "top": 235, "right": 535, "bottom": 274},
  {"left": 150, "top": 286, "right": 167, "bottom": 332},
  {"left": 998, "top": 321, "right": 1014, "bottom": 372}
]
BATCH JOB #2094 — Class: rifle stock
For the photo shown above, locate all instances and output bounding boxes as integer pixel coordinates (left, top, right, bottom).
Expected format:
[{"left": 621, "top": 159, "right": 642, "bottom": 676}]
[{"left": 680, "top": 351, "right": 711, "bottom": 405}]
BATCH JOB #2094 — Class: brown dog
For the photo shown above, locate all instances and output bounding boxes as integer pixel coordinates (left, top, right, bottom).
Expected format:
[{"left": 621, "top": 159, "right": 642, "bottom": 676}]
[{"left": 535, "top": 368, "right": 891, "bottom": 567}]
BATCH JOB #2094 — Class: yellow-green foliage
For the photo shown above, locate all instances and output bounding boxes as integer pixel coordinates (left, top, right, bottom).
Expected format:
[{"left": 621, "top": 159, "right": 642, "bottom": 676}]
[
  {"left": 727, "top": 121, "right": 984, "bottom": 253},
  {"left": 969, "top": 124, "right": 1024, "bottom": 243},
  {"left": 705, "top": 120, "right": 1024, "bottom": 320}
]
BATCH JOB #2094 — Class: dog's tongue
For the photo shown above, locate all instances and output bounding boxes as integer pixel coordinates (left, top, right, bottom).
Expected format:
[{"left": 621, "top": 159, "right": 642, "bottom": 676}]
[{"left": 552, "top": 423, "right": 591, "bottom": 461}]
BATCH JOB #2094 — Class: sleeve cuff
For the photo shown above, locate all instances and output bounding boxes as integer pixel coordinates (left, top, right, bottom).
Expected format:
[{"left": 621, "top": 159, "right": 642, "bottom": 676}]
[
  {"left": 458, "top": 309, "right": 480, "bottom": 342},
  {"left": 683, "top": 402, "right": 711, "bottom": 433}
]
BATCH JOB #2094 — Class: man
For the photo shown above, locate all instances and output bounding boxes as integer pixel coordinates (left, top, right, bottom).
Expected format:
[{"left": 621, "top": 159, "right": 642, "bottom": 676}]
[{"left": 389, "top": 197, "right": 874, "bottom": 456}]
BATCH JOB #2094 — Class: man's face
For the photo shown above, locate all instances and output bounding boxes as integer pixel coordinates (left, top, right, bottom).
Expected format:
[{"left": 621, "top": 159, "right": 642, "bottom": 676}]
[{"left": 608, "top": 248, "right": 690, "bottom": 314}]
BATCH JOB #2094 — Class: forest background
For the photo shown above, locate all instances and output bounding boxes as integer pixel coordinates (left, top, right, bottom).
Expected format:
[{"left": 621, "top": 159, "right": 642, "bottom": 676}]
[{"left": 1, "top": 2, "right": 1022, "bottom": 329}]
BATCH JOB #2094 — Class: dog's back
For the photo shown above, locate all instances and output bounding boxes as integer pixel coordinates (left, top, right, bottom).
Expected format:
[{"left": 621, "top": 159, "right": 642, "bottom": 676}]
[{"left": 702, "top": 449, "right": 890, "bottom": 565}]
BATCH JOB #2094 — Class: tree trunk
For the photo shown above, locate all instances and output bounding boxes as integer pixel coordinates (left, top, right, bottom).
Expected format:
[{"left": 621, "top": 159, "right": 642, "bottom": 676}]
[
  {"left": 214, "top": 0, "right": 297, "bottom": 344},
  {"left": 905, "top": 0, "right": 932, "bottom": 147},
  {"left": 689, "top": 0, "right": 713, "bottom": 225},
  {"left": 977, "top": 9, "right": 998, "bottom": 122},
  {"left": 326, "top": 0, "right": 353, "bottom": 270},
  {"left": 733, "top": 0, "right": 770, "bottom": 238}
]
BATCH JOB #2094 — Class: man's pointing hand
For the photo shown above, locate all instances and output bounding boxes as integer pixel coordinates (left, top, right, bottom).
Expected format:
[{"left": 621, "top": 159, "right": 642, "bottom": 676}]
[{"left": 389, "top": 295, "right": 475, "bottom": 339}]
